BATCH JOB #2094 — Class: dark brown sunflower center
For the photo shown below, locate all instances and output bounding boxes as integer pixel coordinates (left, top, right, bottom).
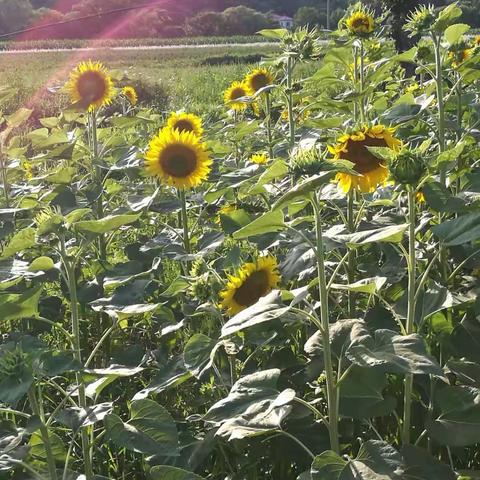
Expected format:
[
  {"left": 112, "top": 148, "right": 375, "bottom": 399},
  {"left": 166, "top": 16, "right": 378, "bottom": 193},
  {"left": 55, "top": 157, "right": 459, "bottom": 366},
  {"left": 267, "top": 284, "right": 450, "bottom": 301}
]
[
  {"left": 233, "top": 270, "right": 269, "bottom": 307},
  {"left": 173, "top": 120, "right": 194, "bottom": 133},
  {"left": 230, "top": 88, "right": 246, "bottom": 101},
  {"left": 160, "top": 145, "right": 198, "bottom": 178},
  {"left": 251, "top": 74, "right": 269, "bottom": 92},
  {"left": 77, "top": 71, "right": 107, "bottom": 103},
  {"left": 352, "top": 17, "right": 369, "bottom": 29},
  {"left": 340, "top": 136, "right": 387, "bottom": 174}
]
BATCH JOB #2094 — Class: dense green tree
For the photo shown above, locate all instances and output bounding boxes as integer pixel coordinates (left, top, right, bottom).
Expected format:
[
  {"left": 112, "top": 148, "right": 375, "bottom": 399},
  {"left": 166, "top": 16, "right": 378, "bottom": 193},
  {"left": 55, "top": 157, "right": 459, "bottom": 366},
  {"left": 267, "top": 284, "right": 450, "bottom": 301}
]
[
  {"left": 0, "top": 0, "right": 34, "bottom": 35},
  {"left": 185, "top": 11, "right": 226, "bottom": 36},
  {"left": 294, "top": 6, "right": 325, "bottom": 27}
]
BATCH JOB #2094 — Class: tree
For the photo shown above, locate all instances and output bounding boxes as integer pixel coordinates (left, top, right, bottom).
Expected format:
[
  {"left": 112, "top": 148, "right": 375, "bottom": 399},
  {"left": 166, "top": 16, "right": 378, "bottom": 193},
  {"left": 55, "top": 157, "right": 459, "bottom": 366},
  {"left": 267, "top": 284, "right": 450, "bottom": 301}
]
[
  {"left": 294, "top": 6, "right": 325, "bottom": 27},
  {"left": 185, "top": 11, "right": 226, "bottom": 36},
  {"left": 221, "top": 6, "right": 274, "bottom": 35},
  {"left": 0, "top": 0, "right": 34, "bottom": 35}
]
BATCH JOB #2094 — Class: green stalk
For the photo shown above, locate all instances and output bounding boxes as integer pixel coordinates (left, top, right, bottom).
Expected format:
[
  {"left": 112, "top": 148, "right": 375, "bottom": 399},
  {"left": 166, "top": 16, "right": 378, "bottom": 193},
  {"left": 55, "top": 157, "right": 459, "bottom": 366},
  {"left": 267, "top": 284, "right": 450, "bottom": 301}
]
[
  {"left": 286, "top": 55, "right": 295, "bottom": 149},
  {"left": 28, "top": 386, "right": 58, "bottom": 480},
  {"left": 455, "top": 75, "right": 463, "bottom": 195},
  {"left": 0, "top": 145, "right": 10, "bottom": 208},
  {"left": 90, "top": 111, "right": 107, "bottom": 261},
  {"left": 402, "top": 188, "right": 417, "bottom": 445},
  {"left": 179, "top": 189, "right": 191, "bottom": 255},
  {"left": 60, "top": 237, "right": 94, "bottom": 480},
  {"left": 431, "top": 32, "right": 449, "bottom": 285},
  {"left": 265, "top": 91, "right": 274, "bottom": 159},
  {"left": 311, "top": 193, "right": 340, "bottom": 454},
  {"left": 359, "top": 40, "right": 366, "bottom": 124},
  {"left": 432, "top": 33, "right": 446, "bottom": 184},
  {"left": 346, "top": 190, "right": 355, "bottom": 316}
]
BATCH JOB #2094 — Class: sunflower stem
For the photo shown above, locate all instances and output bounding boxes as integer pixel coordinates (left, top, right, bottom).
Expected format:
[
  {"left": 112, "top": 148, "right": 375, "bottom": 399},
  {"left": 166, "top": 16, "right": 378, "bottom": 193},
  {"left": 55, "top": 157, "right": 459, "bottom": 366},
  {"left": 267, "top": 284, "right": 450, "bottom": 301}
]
[
  {"left": 402, "top": 187, "right": 417, "bottom": 445},
  {"left": 286, "top": 55, "right": 295, "bottom": 149},
  {"left": 265, "top": 91, "right": 274, "bottom": 159},
  {"left": 431, "top": 32, "right": 449, "bottom": 288},
  {"left": 359, "top": 39, "right": 366, "bottom": 124},
  {"left": 455, "top": 74, "right": 463, "bottom": 195},
  {"left": 311, "top": 193, "right": 340, "bottom": 454},
  {"left": 60, "top": 235, "right": 94, "bottom": 480},
  {"left": 347, "top": 189, "right": 356, "bottom": 316},
  {"left": 432, "top": 33, "right": 446, "bottom": 184},
  {"left": 28, "top": 386, "right": 58, "bottom": 480},
  {"left": 0, "top": 144, "right": 10, "bottom": 208},
  {"left": 89, "top": 110, "right": 110, "bottom": 365},
  {"left": 179, "top": 189, "right": 191, "bottom": 257}
]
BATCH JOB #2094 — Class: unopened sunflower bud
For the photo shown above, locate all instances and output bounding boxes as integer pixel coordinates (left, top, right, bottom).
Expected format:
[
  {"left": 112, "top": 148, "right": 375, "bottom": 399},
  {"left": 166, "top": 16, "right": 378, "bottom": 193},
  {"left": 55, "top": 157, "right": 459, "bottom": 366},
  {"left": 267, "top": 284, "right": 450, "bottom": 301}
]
[{"left": 389, "top": 150, "right": 426, "bottom": 187}]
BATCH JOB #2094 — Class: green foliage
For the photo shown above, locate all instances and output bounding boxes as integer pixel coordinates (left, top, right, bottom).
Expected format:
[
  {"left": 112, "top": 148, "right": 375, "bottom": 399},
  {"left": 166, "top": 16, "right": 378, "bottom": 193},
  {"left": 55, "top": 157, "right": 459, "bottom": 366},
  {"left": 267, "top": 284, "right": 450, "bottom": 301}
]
[{"left": 2, "top": 2, "right": 480, "bottom": 479}]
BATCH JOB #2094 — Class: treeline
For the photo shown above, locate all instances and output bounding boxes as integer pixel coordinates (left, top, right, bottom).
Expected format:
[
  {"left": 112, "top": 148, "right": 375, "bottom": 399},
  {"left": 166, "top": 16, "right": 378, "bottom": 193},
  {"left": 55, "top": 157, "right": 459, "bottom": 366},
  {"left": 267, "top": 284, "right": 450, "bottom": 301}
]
[{"left": 2, "top": 0, "right": 480, "bottom": 40}]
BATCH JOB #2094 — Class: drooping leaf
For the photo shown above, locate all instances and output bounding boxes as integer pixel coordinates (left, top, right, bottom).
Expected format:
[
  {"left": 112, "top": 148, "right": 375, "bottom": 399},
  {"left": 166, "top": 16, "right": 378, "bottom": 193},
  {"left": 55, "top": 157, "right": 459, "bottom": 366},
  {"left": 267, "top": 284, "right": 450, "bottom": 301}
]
[
  {"left": 105, "top": 399, "right": 179, "bottom": 456},
  {"left": 347, "top": 329, "right": 443, "bottom": 376},
  {"left": 73, "top": 214, "right": 141, "bottom": 235},
  {"left": 233, "top": 209, "right": 285, "bottom": 239},
  {"left": 0, "top": 228, "right": 36, "bottom": 259}
]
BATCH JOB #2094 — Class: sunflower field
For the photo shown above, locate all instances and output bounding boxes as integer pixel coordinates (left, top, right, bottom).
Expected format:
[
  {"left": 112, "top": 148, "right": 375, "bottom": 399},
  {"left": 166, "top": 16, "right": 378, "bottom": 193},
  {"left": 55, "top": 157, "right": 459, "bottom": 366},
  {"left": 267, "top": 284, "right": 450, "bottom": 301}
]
[{"left": 2, "top": 2, "right": 480, "bottom": 479}]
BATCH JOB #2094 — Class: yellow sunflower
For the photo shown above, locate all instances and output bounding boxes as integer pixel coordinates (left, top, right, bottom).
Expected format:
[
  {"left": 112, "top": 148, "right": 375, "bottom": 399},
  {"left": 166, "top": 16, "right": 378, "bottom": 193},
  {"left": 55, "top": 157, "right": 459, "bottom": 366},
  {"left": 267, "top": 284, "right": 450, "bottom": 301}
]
[
  {"left": 220, "top": 256, "right": 280, "bottom": 316},
  {"left": 224, "top": 81, "right": 249, "bottom": 111},
  {"left": 329, "top": 125, "right": 401, "bottom": 193},
  {"left": 216, "top": 204, "right": 237, "bottom": 224},
  {"left": 250, "top": 152, "right": 269, "bottom": 165},
  {"left": 244, "top": 68, "right": 274, "bottom": 95},
  {"left": 66, "top": 60, "right": 115, "bottom": 111},
  {"left": 166, "top": 112, "right": 204, "bottom": 137},
  {"left": 122, "top": 86, "right": 138, "bottom": 106},
  {"left": 448, "top": 48, "right": 473, "bottom": 69},
  {"left": 145, "top": 128, "right": 211, "bottom": 189},
  {"left": 345, "top": 11, "right": 375, "bottom": 36}
]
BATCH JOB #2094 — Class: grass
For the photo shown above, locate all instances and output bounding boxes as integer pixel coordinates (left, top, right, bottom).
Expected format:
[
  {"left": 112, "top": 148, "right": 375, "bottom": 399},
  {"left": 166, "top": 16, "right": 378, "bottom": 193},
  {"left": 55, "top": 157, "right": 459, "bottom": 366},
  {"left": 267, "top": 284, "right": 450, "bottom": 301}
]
[{"left": 0, "top": 43, "right": 279, "bottom": 115}]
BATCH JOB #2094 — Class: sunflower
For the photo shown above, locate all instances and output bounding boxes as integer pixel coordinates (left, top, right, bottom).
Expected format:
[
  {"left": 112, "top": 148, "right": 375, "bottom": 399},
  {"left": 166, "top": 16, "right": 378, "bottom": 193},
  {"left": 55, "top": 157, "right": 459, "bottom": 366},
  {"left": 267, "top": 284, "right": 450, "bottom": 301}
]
[
  {"left": 216, "top": 204, "right": 237, "bottom": 224},
  {"left": 329, "top": 125, "right": 401, "bottom": 193},
  {"left": 122, "top": 86, "right": 138, "bottom": 106},
  {"left": 220, "top": 256, "right": 280, "bottom": 316},
  {"left": 250, "top": 152, "right": 269, "bottom": 165},
  {"left": 244, "top": 68, "right": 274, "bottom": 95},
  {"left": 448, "top": 48, "right": 473, "bottom": 69},
  {"left": 224, "top": 81, "right": 249, "bottom": 111},
  {"left": 66, "top": 60, "right": 115, "bottom": 111},
  {"left": 166, "top": 112, "right": 204, "bottom": 137},
  {"left": 145, "top": 128, "right": 211, "bottom": 189},
  {"left": 345, "top": 10, "right": 375, "bottom": 36}
]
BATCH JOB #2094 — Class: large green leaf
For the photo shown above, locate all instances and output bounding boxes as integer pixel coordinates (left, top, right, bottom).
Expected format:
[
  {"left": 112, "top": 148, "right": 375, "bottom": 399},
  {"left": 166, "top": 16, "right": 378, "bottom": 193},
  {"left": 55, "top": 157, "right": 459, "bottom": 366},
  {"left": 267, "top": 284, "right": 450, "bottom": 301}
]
[
  {"left": 204, "top": 369, "right": 282, "bottom": 422},
  {"left": 347, "top": 329, "right": 443, "bottom": 376},
  {"left": 233, "top": 209, "right": 285, "bottom": 239},
  {"left": 0, "top": 286, "right": 42, "bottom": 322},
  {"left": 105, "top": 399, "right": 179, "bottom": 456},
  {"left": 339, "top": 366, "right": 396, "bottom": 419},
  {"left": 29, "top": 430, "right": 66, "bottom": 462},
  {"left": 272, "top": 172, "right": 336, "bottom": 210},
  {"left": 183, "top": 334, "right": 217, "bottom": 378},
  {"left": 427, "top": 386, "right": 480, "bottom": 446},
  {"left": 73, "top": 213, "right": 141, "bottom": 234},
  {"left": 221, "top": 290, "right": 293, "bottom": 338},
  {"left": 311, "top": 441, "right": 402, "bottom": 479},
  {"left": 329, "top": 225, "right": 408, "bottom": 248},
  {"left": 445, "top": 23, "right": 470, "bottom": 45},
  {"left": 0, "top": 227, "right": 36, "bottom": 259},
  {"left": 432, "top": 212, "right": 480, "bottom": 245}
]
